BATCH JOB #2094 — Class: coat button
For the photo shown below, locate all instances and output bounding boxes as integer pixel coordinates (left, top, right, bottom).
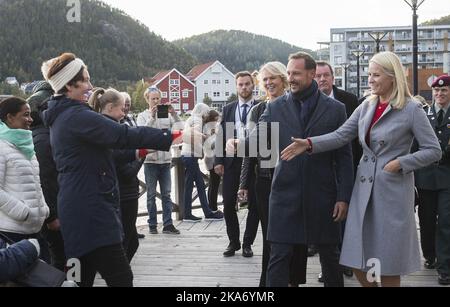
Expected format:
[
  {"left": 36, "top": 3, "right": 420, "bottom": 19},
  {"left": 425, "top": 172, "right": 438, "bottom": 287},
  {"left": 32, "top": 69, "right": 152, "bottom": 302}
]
[
  {"left": 363, "top": 156, "right": 369, "bottom": 162},
  {"left": 360, "top": 176, "right": 366, "bottom": 183},
  {"left": 438, "top": 131, "right": 442, "bottom": 134},
  {"left": 371, "top": 157, "right": 376, "bottom": 163},
  {"left": 102, "top": 172, "right": 106, "bottom": 176},
  {"left": 369, "top": 177, "right": 374, "bottom": 183}
]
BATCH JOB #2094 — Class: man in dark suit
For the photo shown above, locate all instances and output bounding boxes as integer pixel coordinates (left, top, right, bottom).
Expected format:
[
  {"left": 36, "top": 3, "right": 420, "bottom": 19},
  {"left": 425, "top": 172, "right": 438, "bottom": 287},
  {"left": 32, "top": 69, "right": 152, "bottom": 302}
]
[
  {"left": 215, "top": 71, "right": 259, "bottom": 257},
  {"left": 415, "top": 75, "right": 450, "bottom": 285},
  {"left": 315, "top": 61, "right": 361, "bottom": 280},
  {"left": 241, "top": 52, "right": 354, "bottom": 287},
  {"left": 316, "top": 61, "right": 361, "bottom": 170}
]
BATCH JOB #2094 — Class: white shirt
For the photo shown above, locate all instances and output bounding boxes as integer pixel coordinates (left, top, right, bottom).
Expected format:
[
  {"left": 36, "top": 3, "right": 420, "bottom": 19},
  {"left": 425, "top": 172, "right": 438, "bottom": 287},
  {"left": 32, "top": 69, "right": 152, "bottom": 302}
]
[{"left": 235, "top": 100, "right": 254, "bottom": 139}]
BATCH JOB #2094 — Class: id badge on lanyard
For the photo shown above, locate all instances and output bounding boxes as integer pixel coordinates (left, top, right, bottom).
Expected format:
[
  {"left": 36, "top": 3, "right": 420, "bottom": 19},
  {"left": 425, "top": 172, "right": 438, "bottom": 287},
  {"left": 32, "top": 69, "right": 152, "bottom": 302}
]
[{"left": 237, "top": 124, "right": 248, "bottom": 139}]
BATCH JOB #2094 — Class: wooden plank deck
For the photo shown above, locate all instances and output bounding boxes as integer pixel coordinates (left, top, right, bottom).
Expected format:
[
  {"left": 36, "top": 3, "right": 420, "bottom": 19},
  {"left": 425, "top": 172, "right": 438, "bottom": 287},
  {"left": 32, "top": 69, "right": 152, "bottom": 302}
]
[{"left": 97, "top": 208, "right": 446, "bottom": 287}]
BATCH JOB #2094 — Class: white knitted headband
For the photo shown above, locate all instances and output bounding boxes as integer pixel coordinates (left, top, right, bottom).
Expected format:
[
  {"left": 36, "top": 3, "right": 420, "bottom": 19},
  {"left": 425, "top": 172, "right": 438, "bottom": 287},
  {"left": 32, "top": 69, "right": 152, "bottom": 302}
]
[{"left": 41, "top": 58, "right": 85, "bottom": 92}]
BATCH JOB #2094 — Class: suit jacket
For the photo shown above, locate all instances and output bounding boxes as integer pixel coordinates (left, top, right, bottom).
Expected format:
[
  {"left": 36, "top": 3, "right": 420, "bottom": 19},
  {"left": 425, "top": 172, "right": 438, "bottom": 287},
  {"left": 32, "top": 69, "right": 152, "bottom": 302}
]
[
  {"left": 215, "top": 100, "right": 257, "bottom": 170},
  {"left": 333, "top": 86, "right": 362, "bottom": 171},
  {"left": 251, "top": 92, "right": 354, "bottom": 245},
  {"left": 310, "top": 98, "right": 441, "bottom": 274},
  {"left": 415, "top": 104, "right": 450, "bottom": 190}
]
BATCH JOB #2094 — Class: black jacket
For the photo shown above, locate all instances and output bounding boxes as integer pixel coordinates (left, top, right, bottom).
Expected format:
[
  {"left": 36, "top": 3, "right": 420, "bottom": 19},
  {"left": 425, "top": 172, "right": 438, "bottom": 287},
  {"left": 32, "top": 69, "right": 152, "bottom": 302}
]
[
  {"left": 333, "top": 86, "right": 362, "bottom": 172},
  {"left": 239, "top": 101, "right": 274, "bottom": 190},
  {"left": 31, "top": 125, "right": 59, "bottom": 224}
]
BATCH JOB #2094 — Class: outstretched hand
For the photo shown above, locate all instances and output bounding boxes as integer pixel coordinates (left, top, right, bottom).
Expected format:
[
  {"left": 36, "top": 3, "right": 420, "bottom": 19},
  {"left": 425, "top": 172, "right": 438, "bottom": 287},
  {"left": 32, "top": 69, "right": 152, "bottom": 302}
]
[
  {"left": 226, "top": 139, "right": 239, "bottom": 155},
  {"left": 280, "top": 138, "right": 310, "bottom": 161}
]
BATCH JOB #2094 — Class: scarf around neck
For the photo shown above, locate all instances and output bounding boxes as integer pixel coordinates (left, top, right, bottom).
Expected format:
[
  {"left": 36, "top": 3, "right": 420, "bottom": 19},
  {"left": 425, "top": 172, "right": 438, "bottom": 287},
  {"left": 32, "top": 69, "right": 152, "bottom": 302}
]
[
  {"left": 0, "top": 121, "right": 35, "bottom": 160},
  {"left": 292, "top": 80, "right": 319, "bottom": 103}
]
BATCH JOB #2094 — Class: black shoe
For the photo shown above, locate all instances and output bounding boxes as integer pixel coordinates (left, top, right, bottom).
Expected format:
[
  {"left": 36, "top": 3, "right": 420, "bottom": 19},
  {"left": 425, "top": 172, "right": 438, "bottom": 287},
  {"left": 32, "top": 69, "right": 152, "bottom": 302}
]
[
  {"left": 137, "top": 233, "right": 145, "bottom": 239},
  {"left": 242, "top": 246, "right": 253, "bottom": 258},
  {"left": 183, "top": 214, "right": 202, "bottom": 222},
  {"left": 424, "top": 258, "right": 436, "bottom": 270},
  {"left": 162, "top": 224, "right": 181, "bottom": 235},
  {"left": 149, "top": 226, "right": 158, "bottom": 234},
  {"left": 343, "top": 267, "right": 354, "bottom": 277},
  {"left": 307, "top": 245, "right": 318, "bottom": 257},
  {"left": 318, "top": 272, "right": 324, "bottom": 283},
  {"left": 438, "top": 273, "right": 450, "bottom": 285},
  {"left": 223, "top": 242, "right": 241, "bottom": 257}
]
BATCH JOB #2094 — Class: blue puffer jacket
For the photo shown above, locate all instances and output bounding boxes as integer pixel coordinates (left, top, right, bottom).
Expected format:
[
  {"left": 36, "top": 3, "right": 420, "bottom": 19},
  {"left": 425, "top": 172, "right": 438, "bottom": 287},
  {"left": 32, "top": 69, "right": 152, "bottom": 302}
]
[
  {"left": 42, "top": 96, "right": 172, "bottom": 258},
  {"left": 0, "top": 239, "right": 38, "bottom": 283}
]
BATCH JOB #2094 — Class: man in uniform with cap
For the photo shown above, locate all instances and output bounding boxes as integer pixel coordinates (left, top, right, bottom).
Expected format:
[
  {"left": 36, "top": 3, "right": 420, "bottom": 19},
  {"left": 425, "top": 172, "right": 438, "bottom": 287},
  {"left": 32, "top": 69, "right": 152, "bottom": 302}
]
[{"left": 415, "top": 75, "right": 450, "bottom": 285}]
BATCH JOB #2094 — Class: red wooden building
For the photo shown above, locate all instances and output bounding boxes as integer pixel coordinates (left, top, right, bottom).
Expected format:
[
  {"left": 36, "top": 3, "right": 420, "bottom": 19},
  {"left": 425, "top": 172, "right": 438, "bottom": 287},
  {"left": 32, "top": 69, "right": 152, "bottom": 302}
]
[{"left": 145, "top": 69, "right": 196, "bottom": 113}]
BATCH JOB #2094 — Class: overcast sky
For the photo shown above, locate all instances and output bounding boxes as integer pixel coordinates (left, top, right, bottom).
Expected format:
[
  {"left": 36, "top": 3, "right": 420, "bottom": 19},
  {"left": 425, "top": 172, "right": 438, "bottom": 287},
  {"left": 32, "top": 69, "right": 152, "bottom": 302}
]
[{"left": 102, "top": 0, "right": 450, "bottom": 50}]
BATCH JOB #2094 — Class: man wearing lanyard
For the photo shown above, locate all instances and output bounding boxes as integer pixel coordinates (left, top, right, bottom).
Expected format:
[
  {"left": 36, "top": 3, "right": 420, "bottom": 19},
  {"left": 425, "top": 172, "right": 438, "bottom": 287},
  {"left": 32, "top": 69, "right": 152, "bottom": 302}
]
[
  {"left": 415, "top": 75, "right": 450, "bottom": 285},
  {"left": 215, "top": 71, "right": 259, "bottom": 257}
]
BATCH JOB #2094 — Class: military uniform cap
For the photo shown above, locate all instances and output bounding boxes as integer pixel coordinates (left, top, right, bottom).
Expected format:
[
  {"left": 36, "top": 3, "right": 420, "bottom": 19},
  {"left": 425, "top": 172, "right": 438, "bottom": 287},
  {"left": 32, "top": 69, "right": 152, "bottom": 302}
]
[{"left": 432, "top": 75, "right": 450, "bottom": 88}]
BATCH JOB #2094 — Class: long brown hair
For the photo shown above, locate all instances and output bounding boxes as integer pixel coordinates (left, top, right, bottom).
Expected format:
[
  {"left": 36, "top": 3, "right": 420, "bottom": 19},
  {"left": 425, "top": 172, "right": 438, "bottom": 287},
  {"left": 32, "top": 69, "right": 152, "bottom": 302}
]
[{"left": 203, "top": 109, "right": 220, "bottom": 124}]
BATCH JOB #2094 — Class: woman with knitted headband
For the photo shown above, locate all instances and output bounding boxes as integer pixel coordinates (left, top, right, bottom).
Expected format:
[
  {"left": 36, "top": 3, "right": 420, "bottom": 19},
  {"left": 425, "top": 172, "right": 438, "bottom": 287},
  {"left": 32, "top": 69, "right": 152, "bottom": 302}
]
[{"left": 41, "top": 53, "right": 182, "bottom": 287}]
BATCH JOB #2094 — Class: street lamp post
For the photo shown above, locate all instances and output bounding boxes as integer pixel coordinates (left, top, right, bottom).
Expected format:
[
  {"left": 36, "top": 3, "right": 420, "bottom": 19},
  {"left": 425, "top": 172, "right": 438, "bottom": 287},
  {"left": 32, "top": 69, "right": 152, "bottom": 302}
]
[
  {"left": 404, "top": 0, "right": 425, "bottom": 95},
  {"left": 352, "top": 50, "right": 365, "bottom": 98},
  {"left": 340, "top": 63, "right": 351, "bottom": 92},
  {"left": 369, "top": 31, "right": 387, "bottom": 53}
]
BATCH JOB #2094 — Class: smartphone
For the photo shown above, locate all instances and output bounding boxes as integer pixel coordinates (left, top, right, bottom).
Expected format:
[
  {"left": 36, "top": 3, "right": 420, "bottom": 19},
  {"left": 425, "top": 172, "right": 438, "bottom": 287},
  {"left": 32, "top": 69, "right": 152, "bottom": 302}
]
[{"left": 157, "top": 105, "right": 169, "bottom": 119}]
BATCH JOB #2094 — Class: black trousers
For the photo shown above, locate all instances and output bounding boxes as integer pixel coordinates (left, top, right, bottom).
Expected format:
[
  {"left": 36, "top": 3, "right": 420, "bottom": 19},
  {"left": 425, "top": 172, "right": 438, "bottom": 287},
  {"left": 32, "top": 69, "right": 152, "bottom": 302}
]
[
  {"left": 267, "top": 243, "right": 343, "bottom": 287},
  {"left": 79, "top": 244, "right": 133, "bottom": 287},
  {"left": 243, "top": 177, "right": 259, "bottom": 248},
  {"left": 418, "top": 188, "right": 450, "bottom": 274},
  {"left": 267, "top": 243, "right": 307, "bottom": 287},
  {"left": 41, "top": 226, "right": 66, "bottom": 271},
  {"left": 418, "top": 189, "right": 438, "bottom": 261},
  {"left": 120, "top": 198, "right": 139, "bottom": 263},
  {"left": 255, "top": 176, "right": 271, "bottom": 287},
  {"left": 222, "top": 162, "right": 243, "bottom": 244},
  {"left": 208, "top": 170, "right": 221, "bottom": 211}
]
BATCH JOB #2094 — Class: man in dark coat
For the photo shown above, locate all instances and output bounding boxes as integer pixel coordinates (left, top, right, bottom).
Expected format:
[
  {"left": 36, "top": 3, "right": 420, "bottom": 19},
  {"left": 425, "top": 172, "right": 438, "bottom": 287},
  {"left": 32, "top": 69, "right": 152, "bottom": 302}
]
[
  {"left": 247, "top": 52, "right": 354, "bottom": 287},
  {"left": 415, "top": 75, "right": 450, "bottom": 285},
  {"left": 28, "top": 81, "right": 66, "bottom": 271},
  {"left": 316, "top": 62, "right": 361, "bottom": 170},
  {"left": 315, "top": 62, "right": 361, "bottom": 280}
]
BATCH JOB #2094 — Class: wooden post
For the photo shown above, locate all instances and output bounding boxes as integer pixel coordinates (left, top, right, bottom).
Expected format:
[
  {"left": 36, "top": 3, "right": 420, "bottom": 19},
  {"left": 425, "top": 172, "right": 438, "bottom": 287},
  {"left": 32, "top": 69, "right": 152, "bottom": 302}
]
[{"left": 172, "top": 146, "right": 185, "bottom": 221}]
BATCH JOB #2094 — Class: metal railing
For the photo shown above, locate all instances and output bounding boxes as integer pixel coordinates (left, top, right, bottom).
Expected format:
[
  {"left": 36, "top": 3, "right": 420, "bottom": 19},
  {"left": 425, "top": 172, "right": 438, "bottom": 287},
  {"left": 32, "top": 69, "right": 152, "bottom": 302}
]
[{"left": 137, "top": 155, "right": 216, "bottom": 221}]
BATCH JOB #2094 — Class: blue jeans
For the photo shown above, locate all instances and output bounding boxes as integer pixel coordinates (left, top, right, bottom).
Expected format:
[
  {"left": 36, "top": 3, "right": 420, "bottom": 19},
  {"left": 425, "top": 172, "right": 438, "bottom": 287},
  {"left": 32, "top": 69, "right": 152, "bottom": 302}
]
[
  {"left": 181, "top": 156, "right": 213, "bottom": 217},
  {"left": 144, "top": 163, "right": 173, "bottom": 227}
]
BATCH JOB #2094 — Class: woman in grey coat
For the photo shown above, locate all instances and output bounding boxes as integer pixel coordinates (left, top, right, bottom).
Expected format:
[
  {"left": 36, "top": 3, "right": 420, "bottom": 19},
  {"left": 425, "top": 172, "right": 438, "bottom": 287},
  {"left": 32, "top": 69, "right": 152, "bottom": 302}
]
[{"left": 280, "top": 51, "right": 442, "bottom": 287}]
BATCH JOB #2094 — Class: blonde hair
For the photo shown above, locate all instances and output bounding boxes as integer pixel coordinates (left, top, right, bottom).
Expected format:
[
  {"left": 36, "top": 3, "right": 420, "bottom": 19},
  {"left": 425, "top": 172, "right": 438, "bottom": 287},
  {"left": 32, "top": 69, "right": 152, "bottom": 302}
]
[
  {"left": 143, "top": 87, "right": 162, "bottom": 106},
  {"left": 368, "top": 51, "right": 411, "bottom": 109},
  {"left": 121, "top": 92, "right": 131, "bottom": 103},
  {"left": 88, "top": 88, "right": 124, "bottom": 113},
  {"left": 258, "top": 62, "right": 289, "bottom": 93}
]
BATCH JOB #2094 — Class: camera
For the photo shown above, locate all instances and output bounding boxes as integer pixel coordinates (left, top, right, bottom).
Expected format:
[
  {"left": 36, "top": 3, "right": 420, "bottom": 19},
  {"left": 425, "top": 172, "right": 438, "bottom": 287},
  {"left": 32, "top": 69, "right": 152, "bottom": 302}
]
[
  {"left": 157, "top": 104, "right": 170, "bottom": 130},
  {"left": 157, "top": 105, "right": 169, "bottom": 119}
]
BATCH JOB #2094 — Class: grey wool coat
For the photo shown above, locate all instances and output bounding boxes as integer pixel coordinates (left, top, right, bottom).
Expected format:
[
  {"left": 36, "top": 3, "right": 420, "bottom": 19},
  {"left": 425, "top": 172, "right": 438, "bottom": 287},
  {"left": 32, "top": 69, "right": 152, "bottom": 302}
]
[{"left": 310, "top": 98, "right": 442, "bottom": 275}]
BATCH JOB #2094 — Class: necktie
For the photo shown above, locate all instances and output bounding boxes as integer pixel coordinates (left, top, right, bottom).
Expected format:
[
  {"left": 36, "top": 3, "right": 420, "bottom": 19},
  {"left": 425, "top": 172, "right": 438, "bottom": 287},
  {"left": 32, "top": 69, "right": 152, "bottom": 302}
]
[
  {"left": 242, "top": 104, "right": 248, "bottom": 125},
  {"left": 437, "top": 109, "right": 444, "bottom": 126}
]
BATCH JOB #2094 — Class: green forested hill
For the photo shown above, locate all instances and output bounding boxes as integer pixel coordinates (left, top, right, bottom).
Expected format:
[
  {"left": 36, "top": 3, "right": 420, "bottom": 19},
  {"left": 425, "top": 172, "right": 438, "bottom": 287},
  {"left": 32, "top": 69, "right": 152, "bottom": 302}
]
[
  {"left": 0, "top": 0, "right": 196, "bottom": 83},
  {"left": 174, "top": 30, "right": 315, "bottom": 73}
]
